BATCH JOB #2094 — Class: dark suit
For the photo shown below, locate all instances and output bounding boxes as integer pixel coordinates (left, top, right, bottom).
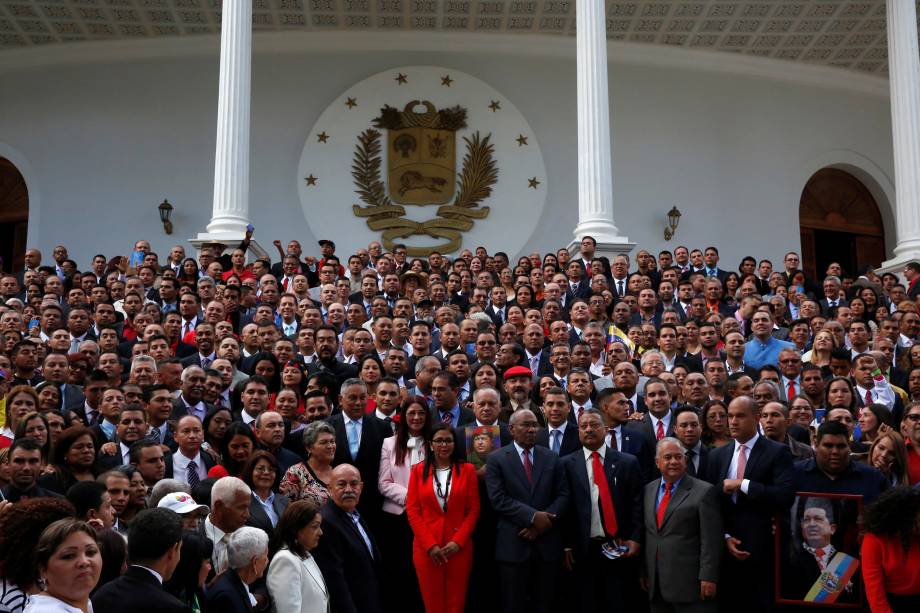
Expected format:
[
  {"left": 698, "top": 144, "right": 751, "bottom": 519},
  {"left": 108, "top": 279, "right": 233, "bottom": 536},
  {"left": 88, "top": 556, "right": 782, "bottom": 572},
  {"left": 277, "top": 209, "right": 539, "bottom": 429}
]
[
  {"left": 246, "top": 491, "right": 289, "bottom": 535},
  {"left": 563, "top": 447, "right": 644, "bottom": 613},
  {"left": 204, "top": 567, "right": 253, "bottom": 613},
  {"left": 524, "top": 349, "right": 554, "bottom": 378},
  {"left": 627, "top": 412, "right": 675, "bottom": 444},
  {"left": 92, "top": 565, "right": 194, "bottom": 613},
  {"left": 703, "top": 436, "right": 795, "bottom": 613},
  {"left": 485, "top": 444, "right": 570, "bottom": 613},
  {"left": 328, "top": 413, "right": 391, "bottom": 524},
  {"left": 610, "top": 425, "right": 657, "bottom": 483},
  {"left": 312, "top": 501, "right": 383, "bottom": 613},
  {"left": 535, "top": 424, "right": 581, "bottom": 457},
  {"left": 484, "top": 304, "right": 510, "bottom": 329},
  {"left": 684, "top": 443, "right": 711, "bottom": 479},
  {"left": 170, "top": 396, "right": 215, "bottom": 422},
  {"left": 643, "top": 476, "right": 722, "bottom": 612},
  {"left": 564, "top": 279, "right": 591, "bottom": 302},
  {"left": 429, "top": 405, "right": 476, "bottom": 430},
  {"left": 676, "top": 351, "right": 726, "bottom": 374}
]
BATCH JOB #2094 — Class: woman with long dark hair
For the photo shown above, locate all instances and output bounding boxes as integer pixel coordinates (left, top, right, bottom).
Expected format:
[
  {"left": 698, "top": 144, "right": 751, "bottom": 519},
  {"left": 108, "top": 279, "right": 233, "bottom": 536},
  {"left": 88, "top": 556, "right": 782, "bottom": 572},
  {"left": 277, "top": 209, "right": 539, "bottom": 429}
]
[
  {"left": 211, "top": 422, "right": 257, "bottom": 479},
  {"left": 406, "top": 424, "right": 480, "bottom": 613},
  {"left": 376, "top": 397, "right": 431, "bottom": 613},
  {"left": 41, "top": 426, "right": 97, "bottom": 494},
  {"left": 861, "top": 487, "right": 920, "bottom": 612}
]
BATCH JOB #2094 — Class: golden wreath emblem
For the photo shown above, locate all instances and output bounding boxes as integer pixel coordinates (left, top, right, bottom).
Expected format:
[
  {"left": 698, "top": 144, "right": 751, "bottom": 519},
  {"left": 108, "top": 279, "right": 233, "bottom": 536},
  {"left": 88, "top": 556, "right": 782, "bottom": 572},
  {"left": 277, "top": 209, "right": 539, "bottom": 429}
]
[{"left": 351, "top": 100, "right": 498, "bottom": 256}]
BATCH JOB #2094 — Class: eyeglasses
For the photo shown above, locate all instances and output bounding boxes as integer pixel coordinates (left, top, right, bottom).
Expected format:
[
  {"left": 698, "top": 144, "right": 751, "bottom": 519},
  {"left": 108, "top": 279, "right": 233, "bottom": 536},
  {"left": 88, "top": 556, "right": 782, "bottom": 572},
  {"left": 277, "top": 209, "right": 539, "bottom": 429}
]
[
  {"left": 253, "top": 466, "right": 277, "bottom": 474},
  {"left": 431, "top": 439, "right": 455, "bottom": 445}
]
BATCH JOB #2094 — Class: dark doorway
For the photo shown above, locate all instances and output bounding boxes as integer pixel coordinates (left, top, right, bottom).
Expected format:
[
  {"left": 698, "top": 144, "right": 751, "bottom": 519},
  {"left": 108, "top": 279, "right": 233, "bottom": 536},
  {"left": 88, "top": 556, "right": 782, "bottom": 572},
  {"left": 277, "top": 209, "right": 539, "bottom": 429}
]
[
  {"left": 799, "top": 168, "right": 886, "bottom": 280},
  {"left": 0, "top": 157, "right": 29, "bottom": 273}
]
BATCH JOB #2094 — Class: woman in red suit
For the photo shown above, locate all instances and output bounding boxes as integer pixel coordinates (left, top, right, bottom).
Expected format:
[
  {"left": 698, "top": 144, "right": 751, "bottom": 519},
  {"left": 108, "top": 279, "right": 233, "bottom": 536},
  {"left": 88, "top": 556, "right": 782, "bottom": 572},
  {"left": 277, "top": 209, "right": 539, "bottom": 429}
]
[{"left": 406, "top": 424, "right": 481, "bottom": 613}]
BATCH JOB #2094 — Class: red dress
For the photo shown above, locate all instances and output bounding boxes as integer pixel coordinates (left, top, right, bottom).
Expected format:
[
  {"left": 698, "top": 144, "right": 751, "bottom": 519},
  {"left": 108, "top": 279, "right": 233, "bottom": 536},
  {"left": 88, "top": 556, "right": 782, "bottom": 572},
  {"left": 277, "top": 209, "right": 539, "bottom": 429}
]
[
  {"left": 406, "top": 462, "right": 480, "bottom": 613},
  {"left": 861, "top": 532, "right": 920, "bottom": 613}
]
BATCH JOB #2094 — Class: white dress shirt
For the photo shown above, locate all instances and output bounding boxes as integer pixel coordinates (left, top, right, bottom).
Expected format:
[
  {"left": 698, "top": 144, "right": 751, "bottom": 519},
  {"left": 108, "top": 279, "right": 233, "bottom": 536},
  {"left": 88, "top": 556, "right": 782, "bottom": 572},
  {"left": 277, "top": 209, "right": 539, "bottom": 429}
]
[
  {"left": 582, "top": 446, "right": 606, "bottom": 538},
  {"left": 204, "top": 517, "right": 230, "bottom": 573},
  {"left": 728, "top": 433, "right": 759, "bottom": 497},
  {"left": 173, "top": 450, "right": 206, "bottom": 485}
]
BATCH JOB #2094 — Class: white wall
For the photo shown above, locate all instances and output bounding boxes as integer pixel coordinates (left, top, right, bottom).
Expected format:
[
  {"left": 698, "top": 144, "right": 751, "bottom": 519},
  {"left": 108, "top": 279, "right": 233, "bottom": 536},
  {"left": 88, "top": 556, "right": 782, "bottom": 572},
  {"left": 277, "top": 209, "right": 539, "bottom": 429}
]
[{"left": 0, "top": 34, "right": 895, "bottom": 269}]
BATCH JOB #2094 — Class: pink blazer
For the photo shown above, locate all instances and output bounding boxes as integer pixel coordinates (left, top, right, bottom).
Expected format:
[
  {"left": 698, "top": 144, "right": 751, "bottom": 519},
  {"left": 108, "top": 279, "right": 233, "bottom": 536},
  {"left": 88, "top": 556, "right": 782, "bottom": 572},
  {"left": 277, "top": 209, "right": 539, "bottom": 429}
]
[{"left": 378, "top": 436, "right": 425, "bottom": 515}]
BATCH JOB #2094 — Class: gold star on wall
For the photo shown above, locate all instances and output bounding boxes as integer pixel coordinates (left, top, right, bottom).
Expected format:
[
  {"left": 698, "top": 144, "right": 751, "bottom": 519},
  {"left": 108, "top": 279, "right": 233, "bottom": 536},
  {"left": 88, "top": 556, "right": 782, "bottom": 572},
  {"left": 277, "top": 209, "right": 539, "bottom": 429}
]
[
  {"left": 317, "top": 132, "right": 329, "bottom": 143},
  {"left": 489, "top": 100, "right": 501, "bottom": 112},
  {"left": 395, "top": 73, "right": 408, "bottom": 85},
  {"left": 528, "top": 177, "right": 540, "bottom": 189},
  {"left": 516, "top": 135, "right": 529, "bottom": 146},
  {"left": 345, "top": 98, "right": 357, "bottom": 109},
  {"left": 441, "top": 75, "right": 454, "bottom": 87},
  {"left": 304, "top": 175, "right": 318, "bottom": 186}
]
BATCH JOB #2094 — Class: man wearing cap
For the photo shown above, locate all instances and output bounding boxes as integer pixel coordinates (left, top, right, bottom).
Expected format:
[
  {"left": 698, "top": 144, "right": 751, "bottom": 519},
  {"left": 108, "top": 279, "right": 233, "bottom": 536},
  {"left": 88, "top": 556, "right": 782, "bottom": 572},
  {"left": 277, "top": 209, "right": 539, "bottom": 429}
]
[
  {"left": 500, "top": 365, "right": 546, "bottom": 427},
  {"left": 157, "top": 491, "right": 210, "bottom": 531},
  {"left": 318, "top": 239, "right": 345, "bottom": 278}
]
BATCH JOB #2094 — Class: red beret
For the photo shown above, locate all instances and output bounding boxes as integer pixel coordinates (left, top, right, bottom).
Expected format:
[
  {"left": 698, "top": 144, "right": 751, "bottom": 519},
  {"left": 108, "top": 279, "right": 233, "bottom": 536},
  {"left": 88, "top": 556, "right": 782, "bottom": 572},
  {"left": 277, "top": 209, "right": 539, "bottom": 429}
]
[{"left": 503, "top": 365, "right": 532, "bottom": 380}]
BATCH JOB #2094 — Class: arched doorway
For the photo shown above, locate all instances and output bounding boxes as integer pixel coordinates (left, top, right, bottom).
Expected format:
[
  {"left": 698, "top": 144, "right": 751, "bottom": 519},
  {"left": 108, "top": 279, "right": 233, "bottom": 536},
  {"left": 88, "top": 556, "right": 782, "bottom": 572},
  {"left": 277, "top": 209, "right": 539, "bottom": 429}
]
[
  {"left": 0, "top": 157, "right": 29, "bottom": 273},
  {"left": 799, "top": 168, "right": 886, "bottom": 280}
]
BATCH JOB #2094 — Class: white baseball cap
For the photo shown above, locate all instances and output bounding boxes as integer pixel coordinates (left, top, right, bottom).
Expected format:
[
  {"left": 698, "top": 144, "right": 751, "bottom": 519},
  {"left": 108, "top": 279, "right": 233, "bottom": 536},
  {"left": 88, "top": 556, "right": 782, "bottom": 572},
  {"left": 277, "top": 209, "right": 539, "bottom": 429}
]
[{"left": 157, "top": 492, "right": 209, "bottom": 515}]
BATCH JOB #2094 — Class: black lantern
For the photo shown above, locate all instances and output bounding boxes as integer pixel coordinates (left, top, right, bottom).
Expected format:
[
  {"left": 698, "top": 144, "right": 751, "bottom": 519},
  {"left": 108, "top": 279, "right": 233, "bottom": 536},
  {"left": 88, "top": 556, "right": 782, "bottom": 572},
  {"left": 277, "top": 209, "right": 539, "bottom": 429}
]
[
  {"left": 158, "top": 199, "right": 174, "bottom": 235},
  {"left": 664, "top": 206, "right": 682, "bottom": 241}
]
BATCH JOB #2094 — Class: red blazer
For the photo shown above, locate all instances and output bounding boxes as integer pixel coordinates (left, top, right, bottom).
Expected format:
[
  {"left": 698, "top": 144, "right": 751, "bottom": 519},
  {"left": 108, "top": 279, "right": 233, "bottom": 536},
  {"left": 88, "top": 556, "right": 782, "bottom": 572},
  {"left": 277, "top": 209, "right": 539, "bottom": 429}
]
[{"left": 406, "top": 462, "right": 480, "bottom": 553}]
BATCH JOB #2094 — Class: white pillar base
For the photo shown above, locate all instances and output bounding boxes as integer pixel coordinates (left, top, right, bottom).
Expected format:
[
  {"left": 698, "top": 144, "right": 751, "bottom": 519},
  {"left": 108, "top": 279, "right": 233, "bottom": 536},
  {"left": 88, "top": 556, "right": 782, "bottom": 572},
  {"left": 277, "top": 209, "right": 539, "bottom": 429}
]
[
  {"left": 568, "top": 238, "right": 635, "bottom": 262},
  {"left": 188, "top": 235, "right": 268, "bottom": 261},
  {"left": 877, "top": 252, "right": 918, "bottom": 277}
]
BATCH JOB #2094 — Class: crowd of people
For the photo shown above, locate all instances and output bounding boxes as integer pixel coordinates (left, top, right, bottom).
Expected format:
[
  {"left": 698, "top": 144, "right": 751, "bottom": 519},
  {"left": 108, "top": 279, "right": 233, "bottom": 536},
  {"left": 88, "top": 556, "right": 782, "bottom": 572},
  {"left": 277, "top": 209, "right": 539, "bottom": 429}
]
[{"left": 0, "top": 232, "right": 919, "bottom": 613}]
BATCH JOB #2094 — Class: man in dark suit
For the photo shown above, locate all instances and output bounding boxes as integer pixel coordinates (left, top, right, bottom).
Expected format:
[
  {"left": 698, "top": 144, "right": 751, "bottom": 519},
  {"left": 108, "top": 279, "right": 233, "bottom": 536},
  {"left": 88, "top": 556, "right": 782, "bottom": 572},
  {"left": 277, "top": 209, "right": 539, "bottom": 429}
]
[
  {"left": 169, "top": 365, "right": 213, "bottom": 422},
  {"left": 564, "top": 260, "right": 591, "bottom": 302},
  {"left": 598, "top": 387, "right": 656, "bottom": 483},
  {"left": 644, "top": 437, "right": 721, "bottom": 613},
  {"left": 535, "top": 387, "right": 581, "bottom": 456},
  {"left": 562, "top": 408, "right": 644, "bottom": 613},
  {"left": 626, "top": 377, "right": 675, "bottom": 443},
  {"left": 205, "top": 526, "right": 268, "bottom": 613},
  {"left": 92, "top": 507, "right": 194, "bottom": 612},
  {"left": 312, "top": 464, "right": 383, "bottom": 613},
  {"left": 523, "top": 323, "right": 554, "bottom": 378},
  {"left": 430, "top": 371, "right": 476, "bottom": 429},
  {"left": 328, "top": 378, "right": 391, "bottom": 526},
  {"left": 703, "top": 395, "right": 795, "bottom": 613},
  {"left": 164, "top": 415, "right": 218, "bottom": 486},
  {"left": 485, "top": 408, "right": 570, "bottom": 613},
  {"left": 672, "top": 404, "right": 711, "bottom": 478}
]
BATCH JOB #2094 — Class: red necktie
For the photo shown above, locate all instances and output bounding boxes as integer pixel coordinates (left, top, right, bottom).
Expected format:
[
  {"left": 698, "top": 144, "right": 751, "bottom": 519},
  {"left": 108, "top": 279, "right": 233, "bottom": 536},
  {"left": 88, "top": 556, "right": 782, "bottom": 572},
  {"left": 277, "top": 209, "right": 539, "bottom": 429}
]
[
  {"left": 787, "top": 380, "right": 796, "bottom": 401},
  {"left": 865, "top": 389, "right": 872, "bottom": 406},
  {"left": 656, "top": 482, "right": 672, "bottom": 529},
  {"left": 608, "top": 428, "right": 618, "bottom": 451},
  {"left": 656, "top": 420, "right": 665, "bottom": 441},
  {"left": 522, "top": 449, "right": 533, "bottom": 483},
  {"left": 577, "top": 406, "right": 584, "bottom": 422},
  {"left": 591, "top": 451, "right": 618, "bottom": 537},
  {"left": 282, "top": 277, "right": 289, "bottom": 291}
]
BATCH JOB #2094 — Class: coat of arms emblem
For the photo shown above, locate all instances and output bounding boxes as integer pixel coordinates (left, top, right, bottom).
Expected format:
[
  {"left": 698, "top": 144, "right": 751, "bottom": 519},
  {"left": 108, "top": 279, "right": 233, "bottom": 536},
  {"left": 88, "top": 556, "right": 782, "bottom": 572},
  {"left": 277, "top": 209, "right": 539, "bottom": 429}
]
[{"left": 352, "top": 99, "right": 498, "bottom": 255}]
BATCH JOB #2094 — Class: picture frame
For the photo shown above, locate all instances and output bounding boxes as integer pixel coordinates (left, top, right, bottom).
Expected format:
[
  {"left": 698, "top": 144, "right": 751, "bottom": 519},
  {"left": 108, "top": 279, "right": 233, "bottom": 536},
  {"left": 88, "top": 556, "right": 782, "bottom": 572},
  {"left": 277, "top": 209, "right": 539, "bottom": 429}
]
[
  {"left": 774, "top": 492, "right": 863, "bottom": 608},
  {"left": 464, "top": 424, "right": 502, "bottom": 470}
]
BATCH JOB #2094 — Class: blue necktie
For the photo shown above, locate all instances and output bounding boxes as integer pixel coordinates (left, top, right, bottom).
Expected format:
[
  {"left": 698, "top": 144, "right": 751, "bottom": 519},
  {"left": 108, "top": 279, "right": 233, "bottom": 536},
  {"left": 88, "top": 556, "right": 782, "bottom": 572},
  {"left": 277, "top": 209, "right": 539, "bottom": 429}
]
[
  {"left": 347, "top": 420, "right": 360, "bottom": 459},
  {"left": 551, "top": 430, "right": 561, "bottom": 454}
]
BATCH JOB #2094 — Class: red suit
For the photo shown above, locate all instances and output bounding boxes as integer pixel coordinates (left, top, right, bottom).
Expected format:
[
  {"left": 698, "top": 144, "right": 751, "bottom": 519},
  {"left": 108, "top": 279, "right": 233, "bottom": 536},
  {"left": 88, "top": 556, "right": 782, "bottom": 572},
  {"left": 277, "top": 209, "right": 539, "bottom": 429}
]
[{"left": 406, "top": 462, "right": 480, "bottom": 613}]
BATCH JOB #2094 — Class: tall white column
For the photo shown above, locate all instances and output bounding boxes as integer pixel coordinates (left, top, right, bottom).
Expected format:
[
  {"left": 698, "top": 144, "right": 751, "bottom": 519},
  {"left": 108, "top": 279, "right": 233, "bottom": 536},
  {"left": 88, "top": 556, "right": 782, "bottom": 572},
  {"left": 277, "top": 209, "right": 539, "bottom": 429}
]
[
  {"left": 571, "top": 0, "right": 632, "bottom": 257},
  {"left": 882, "top": 0, "right": 920, "bottom": 269},
  {"left": 200, "top": 0, "right": 252, "bottom": 240}
]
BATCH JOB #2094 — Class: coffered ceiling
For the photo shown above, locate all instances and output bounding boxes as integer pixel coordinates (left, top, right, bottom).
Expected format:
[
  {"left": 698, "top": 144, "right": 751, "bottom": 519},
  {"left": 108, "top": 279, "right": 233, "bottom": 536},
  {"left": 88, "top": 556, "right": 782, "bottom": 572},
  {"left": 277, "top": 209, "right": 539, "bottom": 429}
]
[{"left": 0, "top": 1, "right": 906, "bottom": 74}]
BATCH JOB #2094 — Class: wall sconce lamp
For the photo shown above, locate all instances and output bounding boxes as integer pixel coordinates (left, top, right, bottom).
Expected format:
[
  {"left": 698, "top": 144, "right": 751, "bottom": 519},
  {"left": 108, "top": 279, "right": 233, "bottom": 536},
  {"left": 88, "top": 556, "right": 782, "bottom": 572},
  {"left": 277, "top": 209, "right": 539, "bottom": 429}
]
[
  {"left": 663, "top": 206, "right": 682, "bottom": 241},
  {"left": 158, "top": 199, "right": 174, "bottom": 235}
]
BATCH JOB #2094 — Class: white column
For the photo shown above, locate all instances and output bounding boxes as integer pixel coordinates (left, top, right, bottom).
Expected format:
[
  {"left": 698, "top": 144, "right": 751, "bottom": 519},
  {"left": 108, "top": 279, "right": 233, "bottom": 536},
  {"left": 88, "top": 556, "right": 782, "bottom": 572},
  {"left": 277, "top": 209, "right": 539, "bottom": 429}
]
[
  {"left": 201, "top": 0, "right": 252, "bottom": 239},
  {"left": 571, "top": 0, "right": 631, "bottom": 256},
  {"left": 883, "top": 0, "right": 920, "bottom": 268}
]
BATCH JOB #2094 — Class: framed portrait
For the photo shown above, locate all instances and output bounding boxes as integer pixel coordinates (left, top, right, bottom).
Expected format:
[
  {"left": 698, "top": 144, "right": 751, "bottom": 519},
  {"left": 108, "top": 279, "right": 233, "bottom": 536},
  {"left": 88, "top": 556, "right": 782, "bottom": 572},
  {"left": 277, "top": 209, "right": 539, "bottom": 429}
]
[
  {"left": 464, "top": 424, "right": 502, "bottom": 470},
  {"left": 774, "top": 492, "right": 863, "bottom": 608}
]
